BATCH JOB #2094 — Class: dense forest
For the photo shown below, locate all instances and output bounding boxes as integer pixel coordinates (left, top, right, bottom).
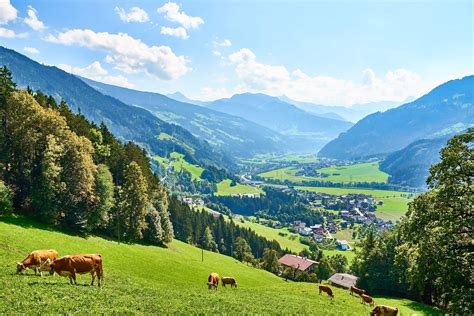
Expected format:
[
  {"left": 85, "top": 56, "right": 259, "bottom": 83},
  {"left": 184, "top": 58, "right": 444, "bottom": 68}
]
[
  {"left": 351, "top": 130, "right": 473, "bottom": 314},
  {"left": 208, "top": 187, "right": 324, "bottom": 225}
]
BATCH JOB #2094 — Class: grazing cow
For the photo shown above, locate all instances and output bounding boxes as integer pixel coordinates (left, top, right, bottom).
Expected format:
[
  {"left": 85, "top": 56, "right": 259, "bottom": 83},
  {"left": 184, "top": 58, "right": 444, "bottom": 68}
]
[
  {"left": 350, "top": 285, "right": 366, "bottom": 296},
  {"left": 49, "top": 254, "right": 103, "bottom": 287},
  {"left": 207, "top": 272, "right": 219, "bottom": 290},
  {"left": 318, "top": 285, "right": 334, "bottom": 298},
  {"left": 370, "top": 305, "right": 398, "bottom": 316},
  {"left": 360, "top": 293, "right": 375, "bottom": 306},
  {"left": 16, "top": 249, "right": 59, "bottom": 276},
  {"left": 221, "top": 277, "right": 237, "bottom": 288}
]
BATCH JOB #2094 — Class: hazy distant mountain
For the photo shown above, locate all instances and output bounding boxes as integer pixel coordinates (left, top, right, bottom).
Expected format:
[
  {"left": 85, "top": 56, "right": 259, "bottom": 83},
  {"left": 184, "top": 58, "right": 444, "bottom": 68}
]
[
  {"left": 206, "top": 93, "right": 353, "bottom": 152},
  {"left": 379, "top": 135, "right": 451, "bottom": 187},
  {"left": 280, "top": 96, "right": 405, "bottom": 123},
  {"left": 0, "top": 46, "right": 231, "bottom": 169},
  {"left": 166, "top": 92, "right": 207, "bottom": 107},
  {"left": 318, "top": 75, "right": 474, "bottom": 160},
  {"left": 83, "top": 79, "right": 285, "bottom": 158}
]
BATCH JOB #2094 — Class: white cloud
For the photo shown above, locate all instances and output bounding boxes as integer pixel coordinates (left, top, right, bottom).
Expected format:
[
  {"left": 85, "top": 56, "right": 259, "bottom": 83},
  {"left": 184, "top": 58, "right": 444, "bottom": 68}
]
[
  {"left": 160, "top": 26, "right": 188, "bottom": 39},
  {"left": 57, "top": 61, "right": 134, "bottom": 88},
  {"left": 23, "top": 46, "right": 39, "bottom": 54},
  {"left": 0, "top": 0, "right": 17, "bottom": 25},
  {"left": 0, "top": 27, "right": 27, "bottom": 38},
  {"left": 24, "top": 6, "right": 45, "bottom": 31},
  {"left": 227, "top": 48, "right": 431, "bottom": 105},
  {"left": 212, "top": 50, "right": 221, "bottom": 56},
  {"left": 45, "top": 29, "right": 191, "bottom": 80},
  {"left": 213, "top": 39, "right": 232, "bottom": 47},
  {"left": 157, "top": 2, "right": 204, "bottom": 29},
  {"left": 115, "top": 7, "right": 149, "bottom": 23}
]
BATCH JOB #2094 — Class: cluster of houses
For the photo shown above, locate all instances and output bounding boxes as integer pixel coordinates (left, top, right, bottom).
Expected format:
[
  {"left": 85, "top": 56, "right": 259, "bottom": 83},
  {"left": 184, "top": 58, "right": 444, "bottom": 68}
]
[
  {"left": 179, "top": 196, "right": 205, "bottom": 208},
  {"left": 230, "top": 193, "right": 261, "bottom": 198}
]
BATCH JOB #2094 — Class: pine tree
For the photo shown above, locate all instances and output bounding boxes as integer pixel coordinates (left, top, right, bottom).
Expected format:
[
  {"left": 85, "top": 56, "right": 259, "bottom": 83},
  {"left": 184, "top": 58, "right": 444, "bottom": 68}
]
[
  {"left": 120, "top": 162, "right": 149, "bottom": 241},
  {"left": 202, "top": 227, "right": 217, "bottom": 251},
  {"left": 262, "top": 248, "right": 281, "bottom": 274},
  {"left": 152, "top": 186, "right": 173, "bottom": 243},
  {"left": 88, "top": 164, "right": 115, "bottom": 231},
  {"left": 144, "top": 204, "right": 163, "bottom": 244},
  {"left": 233, "top": 237, "right": 254, "bottom": 264}
]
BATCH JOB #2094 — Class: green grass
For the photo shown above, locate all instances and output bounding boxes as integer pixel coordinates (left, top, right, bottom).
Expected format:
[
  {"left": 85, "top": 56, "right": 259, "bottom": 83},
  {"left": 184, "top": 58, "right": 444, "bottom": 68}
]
[
  {"left": 215, "top": 179, "right": 263, "bottom": 196},
  {"left": 296, "top": 186, "right": 413, "bottom": 221},
  {"left": 259, "top": 162, "right": 389, "bottom": 184},
  {"left": 0, "top": 216, "right": 441, "bottom": 314},
  {"left": 153, "top": 152, "right": 204, "bottom": 181}
]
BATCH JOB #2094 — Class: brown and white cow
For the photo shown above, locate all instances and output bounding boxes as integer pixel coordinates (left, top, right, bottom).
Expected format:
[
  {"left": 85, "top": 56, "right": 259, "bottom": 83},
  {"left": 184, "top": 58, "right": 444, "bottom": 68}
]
[
  {"left": 350, "top": 285, "right": 366, "bottom": 296},
  {"left": 16, "top": 249, "right": 59, "bottom": 276},
  {"left": 207, "top": 272, "right": 219, "bottom": 290},
  {"left": 318, "top": 284, "right": 334, "bottom": 298},
  {"left": 361, "top": 293, "right": 375, "bottom": 306},
  {"left": 49, "top": 254, "right": 103, "bottom": 287},
  {"left": 221, "top": 277, "right": 237, "bottom": 288},
  {"left": 370, "top": 305, "right": 398, "bottom": 316}
]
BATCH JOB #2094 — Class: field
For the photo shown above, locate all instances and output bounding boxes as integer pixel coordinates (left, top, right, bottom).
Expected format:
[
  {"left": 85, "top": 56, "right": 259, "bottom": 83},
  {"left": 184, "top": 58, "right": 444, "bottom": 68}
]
[
  {"left": 153, "top": 152, "right": 204, "bottom": 181},
  {"left": 259, "top": 162, "right": 389, "bottom": 184},
  {"left": 296, "top": 186, "right": 413, "bottom": 221},
  {"left": 215, "top": 179, "right": 264, "bottom": 196},
  {"left": 0, "top": 216, "right": 441, "bottom": 314},
  {"left": 242, "top": 154, "right": 319, "bottom": 164}
]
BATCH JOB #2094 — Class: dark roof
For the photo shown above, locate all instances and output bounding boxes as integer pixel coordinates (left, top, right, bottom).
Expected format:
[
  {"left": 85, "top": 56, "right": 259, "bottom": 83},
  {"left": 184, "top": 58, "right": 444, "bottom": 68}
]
[
  {"left": 278, "top": 254, "right": 318, "bottom": 271},
  {"left": 328, "top": 273, "right": 358, "bottom": 289}
]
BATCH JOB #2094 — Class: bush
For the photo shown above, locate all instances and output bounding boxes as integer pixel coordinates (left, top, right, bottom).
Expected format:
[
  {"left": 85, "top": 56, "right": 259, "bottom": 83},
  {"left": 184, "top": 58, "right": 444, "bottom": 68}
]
[{"left": 0, "top": 180, "right": 13, "bottom": 216}]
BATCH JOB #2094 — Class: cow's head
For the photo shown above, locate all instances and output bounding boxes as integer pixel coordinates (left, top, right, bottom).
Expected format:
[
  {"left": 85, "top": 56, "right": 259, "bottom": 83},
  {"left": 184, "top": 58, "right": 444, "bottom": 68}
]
[{"left": 16, "top": 262, "right": 25, "bottom": 274}]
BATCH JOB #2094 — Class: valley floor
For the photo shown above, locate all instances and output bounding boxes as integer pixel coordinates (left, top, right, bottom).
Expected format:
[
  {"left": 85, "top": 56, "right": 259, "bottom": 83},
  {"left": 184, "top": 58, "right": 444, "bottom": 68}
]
[{"left": 0, "top": 216, "right": 441, "bottom": 315}]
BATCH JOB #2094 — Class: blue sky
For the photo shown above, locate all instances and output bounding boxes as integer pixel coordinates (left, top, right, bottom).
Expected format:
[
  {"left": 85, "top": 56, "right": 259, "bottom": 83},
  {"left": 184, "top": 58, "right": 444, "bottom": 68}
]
[{"left": 0, "top": 0, "right": 472, "bottom": 105}]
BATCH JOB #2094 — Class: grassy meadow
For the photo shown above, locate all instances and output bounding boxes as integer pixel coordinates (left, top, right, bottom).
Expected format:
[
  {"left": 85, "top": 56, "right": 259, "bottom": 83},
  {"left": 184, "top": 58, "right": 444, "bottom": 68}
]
[
  {"left": 215, "top": 179, "right": 264, "bottom": 196},
  {"left": 0, "top": 216, "right": 441, "bottom": 315},
  {"left": 296, "top": 186, "right": 413, "bottom": 221},
  {"left": 259, "top": 162, "right": 389, "bottom": 184},
  {"left": 153, "top": 152, "right": 204, "bottom": 181}
]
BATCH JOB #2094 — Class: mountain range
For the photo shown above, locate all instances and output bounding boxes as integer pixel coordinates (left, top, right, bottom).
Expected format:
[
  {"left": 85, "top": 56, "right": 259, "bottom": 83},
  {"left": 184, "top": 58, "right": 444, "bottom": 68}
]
[
  {"left": 204, "top": 93, "right": 353, "bottom": 152},
  {"left": 0, "top": 46, "right": 231, "bottom": 170},
  {"left": 318, "top": 75, "right": 474, "bottom": 160},
  {"left": 82, "top": 78, "right": 286, "bottom": 158}
]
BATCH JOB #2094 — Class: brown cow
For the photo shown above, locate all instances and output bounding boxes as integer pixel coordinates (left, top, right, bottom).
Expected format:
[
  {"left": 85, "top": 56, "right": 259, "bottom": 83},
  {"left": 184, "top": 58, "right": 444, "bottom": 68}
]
[
  {"left": 360, "top": 293, "right": 375, "bottom": 306},
  {"left": 350, "top": 285, "right": 366, "bottom": 296},
  {"left": 49, "top": 254, "right": 103, "bottom": 287},
  {"left": 370, "top": 305, "right": 398, "bottom": 316},
  {"left": 16, "top": 249, "right": 59, "bottom": 276},
  {"left": 318, "top": 284, "right": 334, "bottom": 298},
  {"left": 221, "top": 277, "right": 237, "bottom": 288},
  {"left": 207, "top": 272, "right": 219, "bottom": 290}
]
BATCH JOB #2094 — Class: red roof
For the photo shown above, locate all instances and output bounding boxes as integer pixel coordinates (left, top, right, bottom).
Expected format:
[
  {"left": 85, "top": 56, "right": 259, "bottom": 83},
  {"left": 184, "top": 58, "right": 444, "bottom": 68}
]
[{"left": 278, "top": 254, "right": 318, "bottom": 271}]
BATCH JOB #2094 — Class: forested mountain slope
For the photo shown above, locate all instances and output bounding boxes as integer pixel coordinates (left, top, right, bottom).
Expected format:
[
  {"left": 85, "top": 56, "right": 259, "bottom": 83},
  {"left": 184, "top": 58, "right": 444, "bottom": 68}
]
[
  {"left": 0, "top": 46, "right": 231, "bottom": 169},
  {"left": 318, "top": 76, "right": 474, "bottom": 159},
  {"left": 82, "top": 78, "right": 285, "bottom": 158}
]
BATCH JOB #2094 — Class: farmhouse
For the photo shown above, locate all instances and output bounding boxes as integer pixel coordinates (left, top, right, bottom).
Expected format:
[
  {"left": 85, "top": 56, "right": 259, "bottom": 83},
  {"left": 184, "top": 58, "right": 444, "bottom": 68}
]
[
  {"left": 337, "top": 240, "right": 351, "bottom": 251},
  {"left": 278, "top": 254, "right": 318, "bottom": 272},
  {"left": 328, "top": 273, "right": 358, "bottom": 289}
]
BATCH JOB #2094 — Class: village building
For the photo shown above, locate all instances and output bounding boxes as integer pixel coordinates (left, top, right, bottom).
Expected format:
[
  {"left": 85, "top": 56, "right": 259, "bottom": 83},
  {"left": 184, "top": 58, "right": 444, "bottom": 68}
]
[
  {"left": 278, "top": 254, "right": 318, "bottom": 272},
  {"left": 328, "top": 273, "right": 358, "bottom": 289},
  {"left": 337, "top": 240, "right": 351, "bottom": 251}
]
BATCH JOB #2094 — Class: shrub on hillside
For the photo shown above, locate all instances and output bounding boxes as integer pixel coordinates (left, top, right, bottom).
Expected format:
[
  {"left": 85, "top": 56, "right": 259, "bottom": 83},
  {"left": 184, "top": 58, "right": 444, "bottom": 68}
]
[{"left": 0, "top": 180, "right": 13, "bottom": 216}]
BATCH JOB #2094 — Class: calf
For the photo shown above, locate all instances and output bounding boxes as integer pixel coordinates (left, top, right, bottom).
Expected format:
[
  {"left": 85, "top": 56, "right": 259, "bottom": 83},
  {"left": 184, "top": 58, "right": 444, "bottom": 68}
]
[
  {"left": 221, "top": 277, "right": 237, "bottom": 288},
  {"left": 360, "top": 293, "right": 375, "bottom": 306},
  {"left": 49, "top": 254, "right": 103, "bottom": 287},
  {"left": 318, "top": 284, "right": 334, "bottom": 298},
  {"left": 207, "top": 272, "right": 219, "bottom": 290},
  {"left": 350, "top": 285, "right": 366, "bottom": 296},
  {"left": 370, "top": 305, "right": 398, "bottom": 316},
  {"left": 16, "top": 249, "right": 59, "bottom": 276}
]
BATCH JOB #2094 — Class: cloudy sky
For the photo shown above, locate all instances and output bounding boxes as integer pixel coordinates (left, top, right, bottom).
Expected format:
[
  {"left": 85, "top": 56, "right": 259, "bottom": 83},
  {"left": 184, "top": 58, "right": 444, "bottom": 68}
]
[{"left": 0, "top": 0, "right": 472, "bottom": 106}]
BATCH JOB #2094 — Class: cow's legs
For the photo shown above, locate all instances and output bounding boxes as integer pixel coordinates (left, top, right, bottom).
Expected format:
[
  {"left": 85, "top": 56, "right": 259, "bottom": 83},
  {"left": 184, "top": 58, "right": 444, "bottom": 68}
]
[
  {"left": 71, "top": 272, "right": 77, "bottom": 285},
  {"left": 91, "top": 271, "right": 96, "bottom": 286}
]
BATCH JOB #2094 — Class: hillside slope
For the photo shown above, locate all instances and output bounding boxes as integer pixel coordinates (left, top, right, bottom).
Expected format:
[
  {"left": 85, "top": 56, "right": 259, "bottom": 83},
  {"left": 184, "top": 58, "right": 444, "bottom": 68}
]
[
  {"left": 380, "top": 135, "right": 451, "bottom": 187},
  {"left": 0, "top": 46, "right": 231, "bottom": 169},
  {"left": 318, "top": 76, "right": 474, "bottom": 159},
  {"left": 0, "top": 217, "right": 440, "bottom": 314},
  {"left": 82, "top": 78, "right": 285, "bottom": 158},
  {"left": 206, "top": 93, "right": 353, "bottom": 152}
]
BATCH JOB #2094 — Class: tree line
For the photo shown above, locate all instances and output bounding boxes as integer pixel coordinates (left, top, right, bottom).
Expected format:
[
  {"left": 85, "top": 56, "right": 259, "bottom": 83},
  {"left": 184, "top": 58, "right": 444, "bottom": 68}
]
[
  {"left": 0, "top": 66, "right": 173, "bottom": 245},
  {"left": 207, "top": 187, "right": 324, "bottom": 225},
  {"left": 351, "top": 130, "right": 473, "bottom": 314}
]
